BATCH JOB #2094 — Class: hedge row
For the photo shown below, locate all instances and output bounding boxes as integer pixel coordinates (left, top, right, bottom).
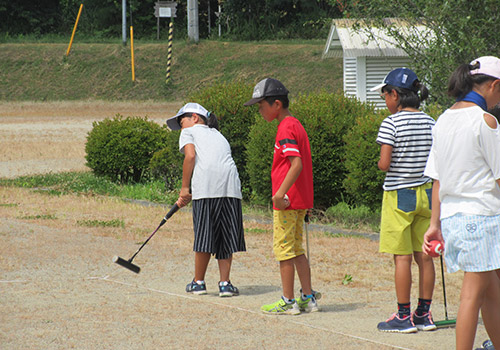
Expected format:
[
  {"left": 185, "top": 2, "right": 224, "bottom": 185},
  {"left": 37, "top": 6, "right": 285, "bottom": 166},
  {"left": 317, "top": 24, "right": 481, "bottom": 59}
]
[{"left": 85, "top": 81, "right": 402, "bottom": 210}]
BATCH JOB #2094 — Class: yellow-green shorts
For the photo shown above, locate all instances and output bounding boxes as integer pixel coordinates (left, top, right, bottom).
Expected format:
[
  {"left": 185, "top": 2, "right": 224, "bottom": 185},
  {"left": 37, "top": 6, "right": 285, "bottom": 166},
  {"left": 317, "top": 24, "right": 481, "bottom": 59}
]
[
  {"left": 379, "top": 183, "right": 432, "bottom": 255},
  {"left": 273, "top": 209, "right": 307, "bottom": 261}
]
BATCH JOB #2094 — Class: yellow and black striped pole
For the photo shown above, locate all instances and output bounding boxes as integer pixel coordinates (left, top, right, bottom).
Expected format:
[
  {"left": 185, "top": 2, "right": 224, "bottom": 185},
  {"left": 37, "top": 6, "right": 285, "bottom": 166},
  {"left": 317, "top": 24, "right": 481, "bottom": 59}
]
[{"left": 166, "top": 20, "right": 173, "bottom": 84}]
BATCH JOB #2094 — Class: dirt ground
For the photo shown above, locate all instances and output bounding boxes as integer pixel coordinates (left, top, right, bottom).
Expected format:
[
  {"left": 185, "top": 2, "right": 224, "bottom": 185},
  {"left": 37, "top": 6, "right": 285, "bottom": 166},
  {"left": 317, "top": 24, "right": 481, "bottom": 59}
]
[{"left": 0, "top": 102, "right": 491, "bottom": 349}]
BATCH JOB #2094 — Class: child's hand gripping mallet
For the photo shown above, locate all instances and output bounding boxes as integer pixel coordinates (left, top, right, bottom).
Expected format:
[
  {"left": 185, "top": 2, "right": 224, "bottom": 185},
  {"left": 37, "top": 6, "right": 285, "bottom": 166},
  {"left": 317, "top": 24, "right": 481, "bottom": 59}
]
[{"left": 113, "top": 203, "right": 179, "bottom": 273}]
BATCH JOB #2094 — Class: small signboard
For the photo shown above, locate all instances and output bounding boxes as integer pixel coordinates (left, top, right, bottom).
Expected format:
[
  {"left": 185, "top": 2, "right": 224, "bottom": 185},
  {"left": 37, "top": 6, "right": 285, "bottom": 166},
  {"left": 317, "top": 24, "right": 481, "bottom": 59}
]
[{"left": 154, "top": 1, "right": 177, "bottom": 18}]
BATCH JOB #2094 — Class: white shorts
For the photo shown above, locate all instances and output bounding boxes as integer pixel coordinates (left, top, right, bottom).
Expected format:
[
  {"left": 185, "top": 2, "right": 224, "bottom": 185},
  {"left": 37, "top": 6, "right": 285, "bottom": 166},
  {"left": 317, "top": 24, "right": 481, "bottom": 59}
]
[{"left": 441, "top": 213, "right": 500, "bottom": 273}]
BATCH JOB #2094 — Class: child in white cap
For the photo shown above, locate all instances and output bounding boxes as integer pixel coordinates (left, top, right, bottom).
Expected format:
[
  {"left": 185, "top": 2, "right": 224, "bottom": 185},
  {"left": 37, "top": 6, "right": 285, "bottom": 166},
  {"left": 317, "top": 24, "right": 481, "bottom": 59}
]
[
  {"left": 423, "top": 56, "right": 500, "bottom": 350},
  {"left": 166, "top": 102, "right": 246, "bottom": 297}
]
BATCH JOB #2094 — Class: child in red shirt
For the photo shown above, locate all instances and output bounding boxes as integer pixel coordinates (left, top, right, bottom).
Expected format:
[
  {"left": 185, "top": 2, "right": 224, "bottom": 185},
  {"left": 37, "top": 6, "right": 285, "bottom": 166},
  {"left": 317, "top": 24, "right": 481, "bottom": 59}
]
[{"left": 245, "top": 78, "right": 318, "bottom": 314}]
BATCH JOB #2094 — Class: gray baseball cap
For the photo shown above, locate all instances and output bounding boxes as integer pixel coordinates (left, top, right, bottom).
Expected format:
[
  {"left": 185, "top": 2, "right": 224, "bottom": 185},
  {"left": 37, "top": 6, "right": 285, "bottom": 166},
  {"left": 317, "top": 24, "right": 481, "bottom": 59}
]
[{"left": 244, "top": 78, "right": 289, "bottom": 106}]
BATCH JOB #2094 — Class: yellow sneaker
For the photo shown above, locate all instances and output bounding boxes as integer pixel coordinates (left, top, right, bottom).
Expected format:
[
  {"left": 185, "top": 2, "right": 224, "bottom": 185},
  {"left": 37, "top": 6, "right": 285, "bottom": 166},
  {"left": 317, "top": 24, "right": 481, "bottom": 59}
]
[{"left": 261, "top": 297, "right": 300, "bottom": 315}]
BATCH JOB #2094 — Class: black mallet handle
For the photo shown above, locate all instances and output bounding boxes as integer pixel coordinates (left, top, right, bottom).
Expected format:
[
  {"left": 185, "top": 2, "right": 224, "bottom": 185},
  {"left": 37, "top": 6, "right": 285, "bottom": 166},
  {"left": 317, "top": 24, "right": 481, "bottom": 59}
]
[{"left": 113, "top": 203, "right": 180, "bottom": 273}]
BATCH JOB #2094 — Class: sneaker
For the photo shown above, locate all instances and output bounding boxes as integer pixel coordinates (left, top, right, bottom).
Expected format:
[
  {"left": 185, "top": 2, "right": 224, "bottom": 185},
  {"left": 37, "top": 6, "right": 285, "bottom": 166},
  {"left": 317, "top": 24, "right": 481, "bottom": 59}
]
[
  {"left": 297, "top": 295, "right": 319, "bottom": 313},
  {"left": 186, "top": 280, "right": 207, "bottom": 295},
  {"left": 482, "top": 340, "right": 495, "bottom": 350},
  {"left": 377, "top": 313, "right": 418, "bottom": 333},
  {"left": 300, "top": 288, "right": 322, "bottom": 301},
  {"left": 219, "top": 281, "right": 239, "bottom": 297},
  {"left": 412, "top": 311, "right": 437, "bottom": 331},
  {"left": 261, "top": 297, "right": 300, "bottom": 315}
]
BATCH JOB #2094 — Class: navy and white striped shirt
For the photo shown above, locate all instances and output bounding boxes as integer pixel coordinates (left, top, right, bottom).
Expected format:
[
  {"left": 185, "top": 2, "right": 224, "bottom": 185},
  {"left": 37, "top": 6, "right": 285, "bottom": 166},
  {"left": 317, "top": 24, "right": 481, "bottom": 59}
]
[{"left": 376, "top": 110, "right": 435, "bottom": 191}]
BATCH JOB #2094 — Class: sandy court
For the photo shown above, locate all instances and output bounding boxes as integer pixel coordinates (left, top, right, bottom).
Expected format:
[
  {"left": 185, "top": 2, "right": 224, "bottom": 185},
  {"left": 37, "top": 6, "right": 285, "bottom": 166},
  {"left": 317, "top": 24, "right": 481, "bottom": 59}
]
[
  {"left": 0, "top": 101, "right": 491, "bottom": 349},
  {"left": 0, "top": 101, "right": 182, "bottom": 178}
]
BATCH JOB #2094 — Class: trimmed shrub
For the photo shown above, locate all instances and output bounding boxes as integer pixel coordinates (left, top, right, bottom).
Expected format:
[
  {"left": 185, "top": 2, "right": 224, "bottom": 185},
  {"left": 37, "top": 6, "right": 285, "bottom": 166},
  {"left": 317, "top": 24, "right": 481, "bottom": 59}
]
[
  {"left": 85, "top": 115, "right": 168, "bottom": 183},
  {"left": 245, "top": 115, "right": 277, "bottom": 204},
  {"left": 343, "top": 110, "right": 388, "bottom": 209},
  {"left": 293, "top": 92, "right": 375, "bottom": 209},
  {"left": 149, "top": 130, "right": 184, "bottom": 191},
  {"left": 187, "top": 80, "right": 256, "bottom": 197}
]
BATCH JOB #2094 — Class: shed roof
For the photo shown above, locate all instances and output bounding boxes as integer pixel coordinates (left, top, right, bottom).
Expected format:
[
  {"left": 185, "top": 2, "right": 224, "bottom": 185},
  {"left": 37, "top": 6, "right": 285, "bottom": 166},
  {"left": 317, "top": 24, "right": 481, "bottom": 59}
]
[{"left": 323, "top": 18, "right": 431, "bottom": 59}]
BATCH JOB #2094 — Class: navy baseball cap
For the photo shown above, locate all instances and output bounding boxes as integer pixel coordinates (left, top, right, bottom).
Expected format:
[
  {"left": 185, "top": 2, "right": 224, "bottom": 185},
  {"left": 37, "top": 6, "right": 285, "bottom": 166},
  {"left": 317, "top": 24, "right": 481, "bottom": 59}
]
[
  {"left": 244, "top": 78, "right": 289, "bottom": 106},
  {"left": 370, "top": 68, "right": 419, "bottom": 92}
]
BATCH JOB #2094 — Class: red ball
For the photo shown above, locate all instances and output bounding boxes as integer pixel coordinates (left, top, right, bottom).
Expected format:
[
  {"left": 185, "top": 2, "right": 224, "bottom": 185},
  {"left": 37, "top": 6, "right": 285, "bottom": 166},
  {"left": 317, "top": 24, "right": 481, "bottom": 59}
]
[{"left": 428, "top": 240, "right": 444, "bottom": 258}]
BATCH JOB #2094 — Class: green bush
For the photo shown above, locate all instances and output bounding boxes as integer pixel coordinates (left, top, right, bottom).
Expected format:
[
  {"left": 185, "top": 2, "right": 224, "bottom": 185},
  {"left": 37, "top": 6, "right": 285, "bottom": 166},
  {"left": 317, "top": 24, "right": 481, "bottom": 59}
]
[
  {"left": 343, "top": 110, "right": 388, "bottom": 209},
  {"left": 187, "top": 80, "right": 256, "bottom": 197},
  {"left": 85, "top": 115, "right": 169, "bottom": 183},
  {"left": 245, "top": 115, "right": 277, "bottom": 204},
  {"left": 293, "top": 92, "right": 374, "bottom": 209},
  {"left": 149, "top": 130, "right": 184, "bottom": 191}
]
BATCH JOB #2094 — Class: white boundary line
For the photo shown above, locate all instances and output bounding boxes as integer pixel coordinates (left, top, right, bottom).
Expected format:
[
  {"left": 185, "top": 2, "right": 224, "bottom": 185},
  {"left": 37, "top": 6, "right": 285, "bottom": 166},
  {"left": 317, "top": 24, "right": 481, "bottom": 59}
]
[
  {"left": 0, "top": 279, "right": 28, "bottom": 283},
  {"left": 89, "top": 275, "right": 414, "bottom": 350}
]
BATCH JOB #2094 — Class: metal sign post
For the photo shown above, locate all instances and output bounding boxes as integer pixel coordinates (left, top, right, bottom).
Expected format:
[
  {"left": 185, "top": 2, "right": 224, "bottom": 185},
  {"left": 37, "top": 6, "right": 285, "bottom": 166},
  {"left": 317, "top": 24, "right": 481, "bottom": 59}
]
[{"left": 154, "top": 2, "right": 177, "bottom": 85}]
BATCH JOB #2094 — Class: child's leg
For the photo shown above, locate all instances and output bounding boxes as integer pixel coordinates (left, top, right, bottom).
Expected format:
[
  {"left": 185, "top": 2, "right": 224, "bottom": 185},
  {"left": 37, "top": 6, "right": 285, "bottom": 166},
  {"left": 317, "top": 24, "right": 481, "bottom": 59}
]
[
  {"left": 217, "top": 255, "right": 232, "bottom": 282},
  {"left": 194, "top": 252, "right": 211, "bottom": 281},
  {"left": 294, "top": 254, "right": 312, "bottom": 295},
  {"left": 394, "top": 254, "right": 412, "bottom": 304},
  {"left": 280, "top": 259, "right": 295, "bottom": 300},
  {"left": 480, "top": 270, "right": 500, "bottom": 349},
  {"left": 413, "top": 251, "right": 435, "bottom": 299},
  {"left": 456, "top": 271, "right": 490, "bottom": 350}
]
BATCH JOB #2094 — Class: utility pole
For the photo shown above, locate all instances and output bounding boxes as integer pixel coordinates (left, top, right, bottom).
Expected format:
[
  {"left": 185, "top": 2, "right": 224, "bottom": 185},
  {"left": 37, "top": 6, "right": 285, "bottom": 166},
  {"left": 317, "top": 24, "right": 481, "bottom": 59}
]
[
  {"left": 122, "top": 0, "right": 127, "bottom": 45},
  {"left": 187, "top": 0, "right": 199, "bottom": 42}
]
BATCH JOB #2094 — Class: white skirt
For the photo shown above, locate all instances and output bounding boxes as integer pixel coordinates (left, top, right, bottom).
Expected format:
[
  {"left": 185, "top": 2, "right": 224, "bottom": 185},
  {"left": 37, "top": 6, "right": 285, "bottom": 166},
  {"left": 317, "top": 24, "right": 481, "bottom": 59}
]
[{"left": 441, "top": 213, "right": 500, "bottom": 273}]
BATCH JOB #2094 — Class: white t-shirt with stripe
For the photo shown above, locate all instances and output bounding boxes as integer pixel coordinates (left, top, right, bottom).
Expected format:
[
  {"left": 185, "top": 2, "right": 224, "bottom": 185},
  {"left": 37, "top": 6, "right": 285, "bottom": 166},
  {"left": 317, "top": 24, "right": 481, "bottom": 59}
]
[{"left": 376, "top": 110, "right": 435, "bottom": 191}]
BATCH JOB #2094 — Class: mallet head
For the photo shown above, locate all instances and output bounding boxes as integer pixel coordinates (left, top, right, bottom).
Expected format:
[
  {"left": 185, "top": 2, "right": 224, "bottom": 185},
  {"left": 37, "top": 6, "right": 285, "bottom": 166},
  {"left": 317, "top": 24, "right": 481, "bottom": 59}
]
[{"left": 113, "top": 256, "right": 141, "bottom": 274}]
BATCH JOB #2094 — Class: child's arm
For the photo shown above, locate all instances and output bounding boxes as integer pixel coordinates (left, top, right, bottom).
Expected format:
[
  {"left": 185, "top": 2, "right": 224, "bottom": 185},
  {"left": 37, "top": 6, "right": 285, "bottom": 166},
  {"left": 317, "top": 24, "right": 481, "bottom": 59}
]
[
  {"left": 176, "top": 143, "right": 195, "bottom": 208},
  {"left": 422, "top": 180, "right": 443, "bottom": 254},
  {"left": 272, "top": 156, "right": 302, "bottom": 210},
  {"left": 378, "top": 144, "right": 393, "bottom": 171}
]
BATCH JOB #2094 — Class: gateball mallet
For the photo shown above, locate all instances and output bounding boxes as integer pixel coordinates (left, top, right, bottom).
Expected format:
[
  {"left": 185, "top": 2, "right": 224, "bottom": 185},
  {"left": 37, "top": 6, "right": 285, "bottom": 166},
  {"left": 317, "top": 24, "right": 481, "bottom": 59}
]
[
  {"left": 435, "top": 254, "right": 457, "bottom": 328},
  {"left": 113, "top": 203, "right": 179, "bottom": 273}
]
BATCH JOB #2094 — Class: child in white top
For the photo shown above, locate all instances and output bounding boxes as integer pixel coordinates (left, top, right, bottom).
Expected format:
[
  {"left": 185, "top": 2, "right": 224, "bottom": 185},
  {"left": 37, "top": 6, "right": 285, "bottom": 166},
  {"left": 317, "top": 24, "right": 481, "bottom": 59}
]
[
  {"left": 166, "top": 103, "right": 246, "bottom": 297},
  {"left": 423, "top": 56, "right": 500, "bottom": 350}
]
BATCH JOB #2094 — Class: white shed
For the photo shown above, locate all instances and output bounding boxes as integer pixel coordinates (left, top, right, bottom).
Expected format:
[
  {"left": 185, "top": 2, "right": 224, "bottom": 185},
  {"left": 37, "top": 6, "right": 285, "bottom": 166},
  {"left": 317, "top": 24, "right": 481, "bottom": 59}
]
[{"left": 323, "top": 19, "right": 428, "bottom": 109}]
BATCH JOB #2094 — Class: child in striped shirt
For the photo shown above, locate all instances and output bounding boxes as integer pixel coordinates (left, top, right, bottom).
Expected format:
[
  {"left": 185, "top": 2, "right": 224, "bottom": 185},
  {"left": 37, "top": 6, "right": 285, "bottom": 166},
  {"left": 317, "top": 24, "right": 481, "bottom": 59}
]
[{"left": 372, "top": 68, "right": 437, "bottom": 333}]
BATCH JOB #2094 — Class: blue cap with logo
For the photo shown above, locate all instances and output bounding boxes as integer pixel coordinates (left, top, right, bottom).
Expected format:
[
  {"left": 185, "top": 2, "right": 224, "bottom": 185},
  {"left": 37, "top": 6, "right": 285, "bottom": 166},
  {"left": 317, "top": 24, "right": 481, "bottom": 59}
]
[{"left": 370, "top": 67, "right": 419, "bottom": 92}]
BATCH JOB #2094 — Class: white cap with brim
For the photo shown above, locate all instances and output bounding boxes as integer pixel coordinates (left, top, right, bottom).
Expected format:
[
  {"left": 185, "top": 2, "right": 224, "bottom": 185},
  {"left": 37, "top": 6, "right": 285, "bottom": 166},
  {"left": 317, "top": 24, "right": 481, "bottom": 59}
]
[
  {"left": 166, "top": 102, "right": 209, "bottom": 130},
  {"left": 470, "top": 56, "right": 500, "bottom": 80}
]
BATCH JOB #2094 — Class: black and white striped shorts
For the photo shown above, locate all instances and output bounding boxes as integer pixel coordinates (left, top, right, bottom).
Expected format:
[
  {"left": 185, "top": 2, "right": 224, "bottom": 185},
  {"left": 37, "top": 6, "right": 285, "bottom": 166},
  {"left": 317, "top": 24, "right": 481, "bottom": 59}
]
[{"left": 192, "top": 197, "right": 246, "bottom": 259}]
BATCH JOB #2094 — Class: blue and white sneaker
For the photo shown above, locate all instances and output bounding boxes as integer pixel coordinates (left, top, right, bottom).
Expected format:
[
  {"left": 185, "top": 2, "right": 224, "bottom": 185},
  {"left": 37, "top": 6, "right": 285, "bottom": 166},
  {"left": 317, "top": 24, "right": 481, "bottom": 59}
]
[
  {"left": 475, "top": 340, "right": 495, "bottom": 350},
  {"left": 412, "top": 311, "right": 437, "bottom": 331},
  {"left": 186, "top": 280, "right": 207, "bottom": 295},
  {"left": 377, "top": 313, "right": 417, "bottom": 333},
  {"left": 219, "top": 281, "right": 239, "bottom": 297}
]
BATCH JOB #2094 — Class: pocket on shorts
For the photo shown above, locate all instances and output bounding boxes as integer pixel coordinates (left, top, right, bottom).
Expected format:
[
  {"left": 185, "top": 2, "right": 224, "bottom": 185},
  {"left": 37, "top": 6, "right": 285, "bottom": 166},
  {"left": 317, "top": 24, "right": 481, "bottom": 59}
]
[
  {"left": 397, "top": 188, "right": 416, "bottom": 213},
  {"left": 425, "top": 188, "right": 432, "bottom": 210}
]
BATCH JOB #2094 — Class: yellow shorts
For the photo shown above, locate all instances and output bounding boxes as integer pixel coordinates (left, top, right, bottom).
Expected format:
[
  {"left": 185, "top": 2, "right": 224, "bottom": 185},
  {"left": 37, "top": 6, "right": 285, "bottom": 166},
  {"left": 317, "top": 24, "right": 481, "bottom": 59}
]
[
  {"left": 379, "top": 183, "right": 432, "bottom": 255},
  {"left": 273, "top": 209, "right": 307, "bottom": 261}
]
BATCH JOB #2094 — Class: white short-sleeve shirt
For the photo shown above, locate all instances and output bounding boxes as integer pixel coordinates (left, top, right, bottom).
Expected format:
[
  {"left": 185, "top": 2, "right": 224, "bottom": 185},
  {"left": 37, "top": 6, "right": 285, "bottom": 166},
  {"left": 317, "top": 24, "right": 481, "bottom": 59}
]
[
  {"left": 179, "top": 124, "right": 242, "bottom": 200},
  {"left": 424, "top": 106, "right": 500, "bottom": 218}
]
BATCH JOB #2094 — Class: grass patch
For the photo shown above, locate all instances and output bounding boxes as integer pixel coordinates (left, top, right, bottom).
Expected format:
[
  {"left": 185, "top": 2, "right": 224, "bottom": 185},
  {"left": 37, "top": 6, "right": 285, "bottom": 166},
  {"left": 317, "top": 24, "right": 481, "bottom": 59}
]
[
  {"left": 324, "top": 202, "right": 380, "bottom": 233},
  {"left": 0, "top": 171, "right": 176, "bottom": 204},
  {"left": 19, "top": 214, "right": 57, "bottom": 220},
  {"left": 77, "top": 218, "right": 124, "bottom": 228},
  {"left": 1, "top": 171, "right": 380, "bottom": 233},
  {"left": 0, "top": 203, "right": 18, "bottom": 207},
  {"left": 245, "top": 227, "right": 270, "bottom": 235},
  {"left": 0, "top": 40, "right": 342, "bottom": 101}
]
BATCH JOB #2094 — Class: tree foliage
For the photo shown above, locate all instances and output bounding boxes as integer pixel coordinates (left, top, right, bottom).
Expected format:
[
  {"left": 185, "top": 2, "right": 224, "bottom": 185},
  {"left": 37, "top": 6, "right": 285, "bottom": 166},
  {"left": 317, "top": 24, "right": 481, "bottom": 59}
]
[
  {"left": 0, "top": 0, "right": 342, "bottom": 40},
  {"left": 341, "top": 0, "right": 500, "bottom": 106}
]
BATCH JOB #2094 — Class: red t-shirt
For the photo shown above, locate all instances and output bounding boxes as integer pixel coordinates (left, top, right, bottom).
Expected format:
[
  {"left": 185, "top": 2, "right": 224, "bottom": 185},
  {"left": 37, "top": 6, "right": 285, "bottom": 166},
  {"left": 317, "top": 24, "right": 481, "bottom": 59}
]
[{"left": 271, "top": 116, "right": 314, "bottom": 210}]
